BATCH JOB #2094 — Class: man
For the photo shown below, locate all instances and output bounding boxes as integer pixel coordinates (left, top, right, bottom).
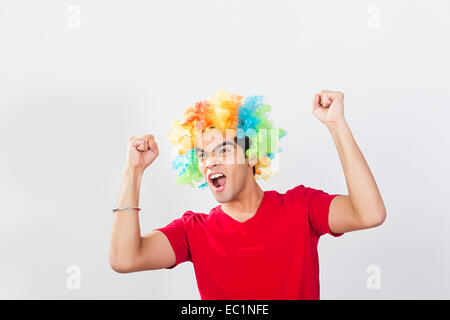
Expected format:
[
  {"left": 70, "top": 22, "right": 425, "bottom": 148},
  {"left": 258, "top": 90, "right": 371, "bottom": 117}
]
[{"left": 109, "top": 90, "right": 386, "bottom": 300}]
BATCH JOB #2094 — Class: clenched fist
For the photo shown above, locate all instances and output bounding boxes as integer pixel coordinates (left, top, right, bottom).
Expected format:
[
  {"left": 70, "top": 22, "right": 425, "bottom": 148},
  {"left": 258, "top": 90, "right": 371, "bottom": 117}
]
[
  {"left": 312, "top": 90, "right": 346, "bottom": 128},
  {"left": 126, "top": 134, "right": 159, "bottom": 171}
]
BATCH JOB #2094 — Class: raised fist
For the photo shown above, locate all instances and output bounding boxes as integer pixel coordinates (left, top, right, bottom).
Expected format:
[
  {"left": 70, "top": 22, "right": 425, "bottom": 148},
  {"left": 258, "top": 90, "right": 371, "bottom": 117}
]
[
  {"left": 312, "top": 90, "right": 345, "bottom": 128},
  {"left": 126, "top": 134, "right": 159, "bottom": 171}
]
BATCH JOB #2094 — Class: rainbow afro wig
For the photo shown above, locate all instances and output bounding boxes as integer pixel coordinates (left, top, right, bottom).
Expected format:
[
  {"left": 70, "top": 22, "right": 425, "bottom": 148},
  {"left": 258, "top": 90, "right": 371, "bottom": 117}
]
[{"left": 169, "top": 90, "right": 287, "bottom": 188}]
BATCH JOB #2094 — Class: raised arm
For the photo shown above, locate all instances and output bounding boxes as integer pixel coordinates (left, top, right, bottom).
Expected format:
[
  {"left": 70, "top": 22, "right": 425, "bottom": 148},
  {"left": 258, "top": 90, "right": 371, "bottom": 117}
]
[
  {"left": 312, "top": 90, "right": 386, "bottom": 234},
  {"left": 109, "top": 135, "right": 176, "bottom": 273}
]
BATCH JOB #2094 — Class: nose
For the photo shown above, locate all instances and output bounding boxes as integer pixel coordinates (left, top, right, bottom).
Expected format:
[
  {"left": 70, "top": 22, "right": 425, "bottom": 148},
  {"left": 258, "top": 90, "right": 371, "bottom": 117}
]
[{"left": 205, "top": 154, "right": 221, "bottom": 169}]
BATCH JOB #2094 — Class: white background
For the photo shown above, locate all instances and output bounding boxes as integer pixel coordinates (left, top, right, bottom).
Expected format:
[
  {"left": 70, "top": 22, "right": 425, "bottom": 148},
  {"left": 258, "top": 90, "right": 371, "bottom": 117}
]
[{"left": 1, "top": 0, "right": 449, "bottom": 299}]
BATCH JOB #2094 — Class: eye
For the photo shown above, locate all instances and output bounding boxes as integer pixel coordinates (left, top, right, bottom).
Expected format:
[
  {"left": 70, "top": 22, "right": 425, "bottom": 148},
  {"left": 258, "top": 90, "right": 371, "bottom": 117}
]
[
  {"left": 197, "top": 152, "right": 206, "bottom": 159},
  {"left": 219, "top": 147, "right": 229, "bottom": 154}
]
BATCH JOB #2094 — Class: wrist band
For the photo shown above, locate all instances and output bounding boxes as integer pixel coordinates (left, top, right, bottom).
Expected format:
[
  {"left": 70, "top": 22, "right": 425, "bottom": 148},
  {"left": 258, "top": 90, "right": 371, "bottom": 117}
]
[{"left": 112, "top": 207, "right": 141, "bottom": 213}]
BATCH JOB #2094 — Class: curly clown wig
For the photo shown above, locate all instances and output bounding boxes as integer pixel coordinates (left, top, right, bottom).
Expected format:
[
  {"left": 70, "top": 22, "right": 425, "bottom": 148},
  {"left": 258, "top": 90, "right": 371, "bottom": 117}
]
[{"left": 169, "top": 90, "right": 287, "bottom": 188}]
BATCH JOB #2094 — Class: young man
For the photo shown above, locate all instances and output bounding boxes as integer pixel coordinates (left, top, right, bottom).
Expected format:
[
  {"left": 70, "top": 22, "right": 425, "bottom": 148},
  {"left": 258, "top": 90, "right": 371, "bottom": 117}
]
[{"left": 109, "top": 90, "right": 386, "bottom": 300}]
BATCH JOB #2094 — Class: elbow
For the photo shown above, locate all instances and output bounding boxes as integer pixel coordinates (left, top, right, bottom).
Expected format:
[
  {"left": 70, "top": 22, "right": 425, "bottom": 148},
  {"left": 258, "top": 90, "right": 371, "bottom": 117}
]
[
  {"left": 367, "top": 209, "right": 387, "bottom": 228},
  {"left": 366, "top": 199, "right": 387, "bottom": 228},
  {"left": 375, "top": 210, "right": 386, "bottom": 227},
  {"left": 110, "top": 263, "right": 131, "bottom": 274},
  {"left": 109, "top": 255, "right": 133, "bottom": 274},
  {"left": 375, "top": 201, "right": 387, "bottom": 226}
]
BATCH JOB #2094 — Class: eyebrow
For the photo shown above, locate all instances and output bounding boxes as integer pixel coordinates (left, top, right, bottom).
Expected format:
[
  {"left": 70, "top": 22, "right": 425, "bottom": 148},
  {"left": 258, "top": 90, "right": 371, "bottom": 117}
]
[{"left": 194, "top": 141, "right": 235, "bottom": 154}]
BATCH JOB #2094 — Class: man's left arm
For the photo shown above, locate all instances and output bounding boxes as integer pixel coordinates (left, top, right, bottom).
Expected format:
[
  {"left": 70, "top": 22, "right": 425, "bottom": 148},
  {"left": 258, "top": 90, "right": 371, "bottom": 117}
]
[{"left": 312, "top": 90, "right": 386, "bottom": 234}]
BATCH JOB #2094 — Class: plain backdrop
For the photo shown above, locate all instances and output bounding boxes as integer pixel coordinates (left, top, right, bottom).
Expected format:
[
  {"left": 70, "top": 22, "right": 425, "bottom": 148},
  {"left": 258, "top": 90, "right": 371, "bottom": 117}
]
[{"left": 1, "top": 0, "right": 449, "bottom": 299}]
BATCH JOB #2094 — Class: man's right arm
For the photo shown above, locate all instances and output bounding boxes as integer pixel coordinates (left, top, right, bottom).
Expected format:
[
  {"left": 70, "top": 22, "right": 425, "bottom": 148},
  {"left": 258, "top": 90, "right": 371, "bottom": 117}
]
[{"left": 109, "top": 135, "right": 176, "bottom": 273}]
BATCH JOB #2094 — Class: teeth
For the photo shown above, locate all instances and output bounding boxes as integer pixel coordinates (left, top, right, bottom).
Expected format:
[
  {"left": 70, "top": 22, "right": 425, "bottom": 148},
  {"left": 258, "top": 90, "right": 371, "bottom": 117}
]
[{"left": 210, "top": 173, "right": 224, "bottom": 180}]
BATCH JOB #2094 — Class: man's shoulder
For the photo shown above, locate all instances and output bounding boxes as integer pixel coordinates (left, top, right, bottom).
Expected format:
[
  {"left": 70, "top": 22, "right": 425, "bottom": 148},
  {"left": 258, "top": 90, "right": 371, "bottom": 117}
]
[
  {"left": 280, "top": 184, "right": 329, "bottom": 196},
  {"left": 264, "top": 184, "right": 319, "bottom": 209},
  {"left": 179, "top": 208, "right": 216, "bottom": 224},
  {"left": 267, "top": 184, "right": 308, "bottom": 198}
]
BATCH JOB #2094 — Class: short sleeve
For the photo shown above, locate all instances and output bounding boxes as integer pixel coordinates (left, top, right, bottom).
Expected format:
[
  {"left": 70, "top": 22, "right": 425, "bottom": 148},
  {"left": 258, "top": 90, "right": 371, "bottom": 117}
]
[
  {"left": 287, "top": 185, "right": 343, "bottom": 238},
  {"left": 303, "top": 186, "right": 343, "bottom": 237},
  {"left": 153, "top": 211, "right": 193, "bottom": 269}
]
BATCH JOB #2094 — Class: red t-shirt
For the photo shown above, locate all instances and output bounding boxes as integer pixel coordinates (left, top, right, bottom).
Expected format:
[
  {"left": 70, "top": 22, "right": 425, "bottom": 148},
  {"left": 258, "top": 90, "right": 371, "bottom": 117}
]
[{"left": 154, "top": 184, "right": 344, "bottom": 300}]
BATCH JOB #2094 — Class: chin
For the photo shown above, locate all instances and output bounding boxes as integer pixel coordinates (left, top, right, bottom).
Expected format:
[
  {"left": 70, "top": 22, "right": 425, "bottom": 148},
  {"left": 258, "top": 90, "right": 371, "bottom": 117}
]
[
  {"left": 213, "top": 194, "right": 228, "bottom": 203},
  {"left": 212, "top": 190, "right": 232, "bottom": 203}
]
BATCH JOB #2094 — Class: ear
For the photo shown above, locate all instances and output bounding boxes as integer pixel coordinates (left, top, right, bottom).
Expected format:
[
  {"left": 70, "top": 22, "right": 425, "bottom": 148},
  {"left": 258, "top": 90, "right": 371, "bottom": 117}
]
[{"left": 248, "top": 154, "right": 257, "bottom": 168}]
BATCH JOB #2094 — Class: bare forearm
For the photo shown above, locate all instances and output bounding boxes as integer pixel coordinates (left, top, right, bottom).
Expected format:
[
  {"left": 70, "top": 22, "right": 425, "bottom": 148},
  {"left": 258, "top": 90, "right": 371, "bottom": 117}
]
[
  {"left": 109, "top": 166, "right": 144, "bottom": 270},
  {"left": 328, "top": 120, "right": 386, "bottom": 224}
]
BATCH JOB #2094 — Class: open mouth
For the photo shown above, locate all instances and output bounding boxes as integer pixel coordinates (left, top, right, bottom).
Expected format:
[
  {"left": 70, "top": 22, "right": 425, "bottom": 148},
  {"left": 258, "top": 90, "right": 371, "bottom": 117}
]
[{"left": 208, "top": 172, "right": 227, "bottom": 192}]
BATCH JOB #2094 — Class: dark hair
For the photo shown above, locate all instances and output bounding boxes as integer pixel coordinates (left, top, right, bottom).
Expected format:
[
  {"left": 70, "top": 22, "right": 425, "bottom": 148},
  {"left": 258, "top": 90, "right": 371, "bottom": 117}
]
[{"left": 234, "top": 136, "right": 256, "bottom": 176}]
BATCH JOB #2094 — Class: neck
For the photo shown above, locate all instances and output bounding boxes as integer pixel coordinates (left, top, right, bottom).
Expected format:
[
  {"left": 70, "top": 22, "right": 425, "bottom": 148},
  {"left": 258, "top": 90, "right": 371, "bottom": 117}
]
[{"left": 221, "top": 178, "right": 264, "bottom": 218}]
